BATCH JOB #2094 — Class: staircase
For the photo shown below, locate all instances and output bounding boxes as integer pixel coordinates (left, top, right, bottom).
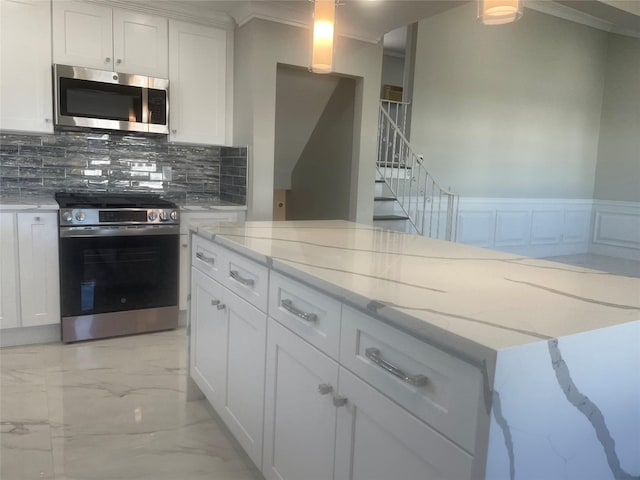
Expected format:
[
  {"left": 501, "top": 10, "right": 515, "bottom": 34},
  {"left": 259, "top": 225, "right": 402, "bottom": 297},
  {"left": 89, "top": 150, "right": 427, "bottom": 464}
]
[{"left": 374, "top": 100, "right": 459, "bottom": 241}]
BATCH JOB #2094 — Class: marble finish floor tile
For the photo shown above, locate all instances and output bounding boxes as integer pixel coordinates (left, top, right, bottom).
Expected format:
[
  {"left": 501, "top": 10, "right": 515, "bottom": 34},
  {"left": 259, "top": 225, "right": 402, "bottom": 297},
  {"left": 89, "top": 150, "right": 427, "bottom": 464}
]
[{"left": 0, "top": 329, "right": 262, "bottom": 480}]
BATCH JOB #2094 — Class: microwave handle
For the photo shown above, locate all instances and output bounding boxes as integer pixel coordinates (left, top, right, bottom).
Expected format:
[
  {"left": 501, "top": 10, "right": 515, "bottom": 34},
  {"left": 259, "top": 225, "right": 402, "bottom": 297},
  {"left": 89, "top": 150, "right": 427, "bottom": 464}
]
[{"left": 141, "top": 88, "right": 149, "bottom": 124}]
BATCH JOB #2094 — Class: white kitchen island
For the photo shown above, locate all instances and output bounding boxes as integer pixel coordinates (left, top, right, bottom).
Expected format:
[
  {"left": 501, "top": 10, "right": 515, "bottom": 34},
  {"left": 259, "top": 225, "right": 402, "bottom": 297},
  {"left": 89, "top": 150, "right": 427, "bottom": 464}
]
[{"left": 189, "top": 220, "right": 640, "bottom": 480}]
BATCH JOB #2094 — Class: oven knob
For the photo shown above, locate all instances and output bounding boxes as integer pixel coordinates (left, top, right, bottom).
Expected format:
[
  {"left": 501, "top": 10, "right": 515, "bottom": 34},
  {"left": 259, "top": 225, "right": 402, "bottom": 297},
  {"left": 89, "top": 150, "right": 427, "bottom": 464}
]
[
  {"left": 75, "top": 211, "right": 86, "bottom": 222},
  {"left": 159, "top": 210, "right": 169, "bottom": 222},
  {"left": 63, "top": 211, "right": 73, "bottom": 222},
  {"left": 148, "top": 211, "right": 158, "bottom": 221},
  {"left": 170, "top": 210, "right": 178, "bottom": 221}
]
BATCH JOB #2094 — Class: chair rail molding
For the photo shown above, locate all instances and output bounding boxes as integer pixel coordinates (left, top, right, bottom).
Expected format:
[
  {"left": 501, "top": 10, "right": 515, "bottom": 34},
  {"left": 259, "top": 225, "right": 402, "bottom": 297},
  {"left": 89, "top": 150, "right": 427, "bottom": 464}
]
[
  {"left": 455, "top": 197, "right": 594, "bottom": 258},
  {"left": 590, "top": 200, "right": 640, "bottom": 261}
]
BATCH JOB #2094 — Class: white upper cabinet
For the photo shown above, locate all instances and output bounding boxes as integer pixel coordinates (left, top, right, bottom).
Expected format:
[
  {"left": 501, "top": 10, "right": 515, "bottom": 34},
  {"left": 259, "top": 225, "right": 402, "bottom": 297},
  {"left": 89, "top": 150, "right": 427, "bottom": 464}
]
[
  {"left": 0, "top": 0, "right": 53, "bottom": 133},
  {"left": 53, "top": 1, "right": 168, "bottom": 77},
  {"left": 112, "top": 9, "right": 168, "bottom": 77},
  {"left": 169, "top": 20, "right": 229, "bottom": 145}
]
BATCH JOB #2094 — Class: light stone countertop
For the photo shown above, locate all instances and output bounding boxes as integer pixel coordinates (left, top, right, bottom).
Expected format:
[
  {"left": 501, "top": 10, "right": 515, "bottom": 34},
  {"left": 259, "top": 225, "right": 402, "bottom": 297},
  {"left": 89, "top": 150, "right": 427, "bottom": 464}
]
[
  {"left": 194, "top": 220, "right": 640, "bottom": 363},
  {"left": 0, "top": 194, "right": 59, "bottom": 210}
]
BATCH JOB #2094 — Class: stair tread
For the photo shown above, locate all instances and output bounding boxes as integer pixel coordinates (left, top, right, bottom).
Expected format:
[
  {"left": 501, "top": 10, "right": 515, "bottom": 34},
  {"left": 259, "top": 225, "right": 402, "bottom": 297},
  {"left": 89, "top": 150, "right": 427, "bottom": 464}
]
[
  {"left": 374, "top": 196, "right": 396, "bottom": 202},
  {"left": 373, "top": 214, "right": 409, "bottom": 221}
]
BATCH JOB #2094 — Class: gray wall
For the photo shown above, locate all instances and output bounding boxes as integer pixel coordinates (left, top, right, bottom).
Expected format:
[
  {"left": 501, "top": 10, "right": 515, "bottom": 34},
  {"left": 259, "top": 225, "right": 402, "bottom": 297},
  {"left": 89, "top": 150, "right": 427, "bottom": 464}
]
[
  {"left": 274, "top": 66, "right": 339, "bottom": 190},
  {"left": 410, "top": 4, "right": 610, "bottom": 198},
  {"left": 381, "top": 54, "right": 405, "bottom": 90},
  {"left": 233, "top": 19, "right": 382, "bottom": 222},
  {"left": 287, "top": 78, "right": 355, "bottom": 220},
  {"left": 594, "top": 33, "right": 640, "bottom": 202}
]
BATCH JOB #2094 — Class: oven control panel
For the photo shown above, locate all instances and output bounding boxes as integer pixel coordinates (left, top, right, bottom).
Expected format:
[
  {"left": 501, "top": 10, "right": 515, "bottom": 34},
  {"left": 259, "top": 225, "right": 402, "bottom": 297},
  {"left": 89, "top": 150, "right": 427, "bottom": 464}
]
[{"left": 59, "top": 209, "right": 179, "bottom": 226}]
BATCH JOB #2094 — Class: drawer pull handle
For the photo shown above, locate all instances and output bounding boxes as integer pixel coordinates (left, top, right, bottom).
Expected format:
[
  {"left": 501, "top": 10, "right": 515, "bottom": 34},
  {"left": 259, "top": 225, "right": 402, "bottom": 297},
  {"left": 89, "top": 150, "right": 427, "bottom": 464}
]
[
  {"left": 211, "top": 299, "right": 220, "bottom": 306},
  {"left": 318, "top": 384, "right": 333, "bottom": 395},
  {"left": 230, "top": 270, "right": 254, "bottom": 287},
  {"left": 196, "top": 252, "right": 215, "bottom": 265},
  {"left": 281, "top": 299, "right": 318, "bottom": 322},
  {"left": 332, "top": 395, "right": 348, "bottom": 407},
  {"left": 365, "top": 347, "right": 428, "bottom": 387}
]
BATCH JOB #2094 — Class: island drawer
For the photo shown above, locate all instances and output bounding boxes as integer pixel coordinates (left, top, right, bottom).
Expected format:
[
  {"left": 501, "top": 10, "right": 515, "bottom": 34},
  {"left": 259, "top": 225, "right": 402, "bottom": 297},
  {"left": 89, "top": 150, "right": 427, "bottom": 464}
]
[
  {"left": 269, "top": 272, "right": 341, "bottom": 360},
  {"left": 192, "top": 234, "right": 225, "bottom": 280},
  {"left": 192, "top": 235, "right": 269, "bottom": 312},
  {"left": 340, "top": 306, "right": 482, "bottom": 453},
  {"left": 217, "top": 244, "right": 269, "bottom": 313}
]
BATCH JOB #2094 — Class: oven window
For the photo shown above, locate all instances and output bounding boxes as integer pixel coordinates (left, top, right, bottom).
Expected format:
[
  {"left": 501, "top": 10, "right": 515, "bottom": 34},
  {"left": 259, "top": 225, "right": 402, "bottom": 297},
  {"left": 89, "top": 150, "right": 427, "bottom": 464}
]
[
  {"left": 59, "top": 78, "right": 143, "bottom": 122},
  {"left": 59, "top": 234, "right": 178, "bottom": 317}
]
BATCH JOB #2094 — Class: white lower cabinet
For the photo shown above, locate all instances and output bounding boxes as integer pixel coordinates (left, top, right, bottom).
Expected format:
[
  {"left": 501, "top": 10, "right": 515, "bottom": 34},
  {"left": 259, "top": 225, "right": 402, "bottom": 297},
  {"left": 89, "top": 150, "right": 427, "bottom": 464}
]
[
  {"left": 335, "top": 367, "right": 474, "bottom": 480},
  {"left": 17, "top": 212, "right": 61, "bottom": 327},
  {"left": 263, "top": 318, "right": 339, "bottom": 480},
  {"left": 0, "top": 212, "right": 19, "bottom": 329},
  {"left": 190, "top": 263, "right": 265, "bottom": 468},
  {"left": 191, "top": 236, "right": 478, "bottom": 480},
  {"left": 0, "top": 211, "right": 60, "bottom": 330}
]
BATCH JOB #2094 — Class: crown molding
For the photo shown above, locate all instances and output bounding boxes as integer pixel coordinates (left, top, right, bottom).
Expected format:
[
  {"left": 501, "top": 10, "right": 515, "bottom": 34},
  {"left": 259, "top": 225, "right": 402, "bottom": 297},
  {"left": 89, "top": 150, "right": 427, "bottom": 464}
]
[{"left": 88, "top": 0, "right": 236, "bottom": 29}]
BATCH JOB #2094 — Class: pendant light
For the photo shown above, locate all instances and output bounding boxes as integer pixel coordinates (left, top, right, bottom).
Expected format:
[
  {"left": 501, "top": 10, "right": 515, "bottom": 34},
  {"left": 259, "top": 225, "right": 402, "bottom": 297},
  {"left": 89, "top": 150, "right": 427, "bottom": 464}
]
[
  {"left": 311, "top": 0, "right": 336, "bottom": 74},
  {"left": 478, "top": 0, "right": 523, "bottom": 25}
]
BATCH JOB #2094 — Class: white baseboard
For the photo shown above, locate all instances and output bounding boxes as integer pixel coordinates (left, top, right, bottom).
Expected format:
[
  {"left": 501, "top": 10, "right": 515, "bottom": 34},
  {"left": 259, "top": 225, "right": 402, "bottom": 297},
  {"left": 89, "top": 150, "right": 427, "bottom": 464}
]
[
  {"left": 0, "top": 323, "right": 60, "bottom": 347},
  {"left": 455, "top": 198, "right": 594, "bottom": 258},
  {"left": 590, "top": 200, "right": 640, "bottom": 261}
]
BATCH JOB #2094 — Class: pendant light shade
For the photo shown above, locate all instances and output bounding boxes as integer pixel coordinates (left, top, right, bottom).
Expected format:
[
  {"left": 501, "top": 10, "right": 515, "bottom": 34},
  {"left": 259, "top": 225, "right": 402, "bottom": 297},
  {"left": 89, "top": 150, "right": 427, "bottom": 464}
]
[
  {"left": 478, "top": 0, "right": 523, "bottom": 25},
  {"left": 311, "top": 0, "right": 336, "bottom": 74}
]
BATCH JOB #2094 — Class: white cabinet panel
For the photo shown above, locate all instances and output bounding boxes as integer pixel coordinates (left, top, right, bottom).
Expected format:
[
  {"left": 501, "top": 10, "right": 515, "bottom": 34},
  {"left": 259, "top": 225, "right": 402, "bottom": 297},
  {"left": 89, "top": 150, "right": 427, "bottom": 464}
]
[
  {"left": 335, "top": 368, "right": 474, "bottom": 480},
  {"left": 113, "top": 9, "right": 168, "bottom": 77},
  {"left": 190, "top": 268, "right": 227, "bottom": 407},
  {"left": 0, "top": 213, "right": 19, "bottom": 329},
  {"left": 190, "top": 263, "right": 266, "bottom": 468},
  {"left": 222, "top": 287, "right": 266, "bottom": 467},
  {"left": 53, "top": 0, "right": 113, "bottom": 70},
  {"left": 0, "top": 0, "right": 53, "bottom": 133},
  {"left": 17, "top": 212, "right": 60, "bottom": 327},
  {"left": 53, "top": 1, "right": 168, "bottom": 77},
  {"left": 263, "top": 318, "right": 338, "bottom": 480},
  {"left": 169, "top": 20, "right": 228, "bottom": 145}
]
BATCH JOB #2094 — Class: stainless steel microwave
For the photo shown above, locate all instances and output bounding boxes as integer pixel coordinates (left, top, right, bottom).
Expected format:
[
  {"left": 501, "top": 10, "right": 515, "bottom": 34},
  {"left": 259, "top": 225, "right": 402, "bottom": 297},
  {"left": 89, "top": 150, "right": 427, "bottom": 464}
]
[{"left": 53, "top": 64, "right": 169, "bottom": 134}]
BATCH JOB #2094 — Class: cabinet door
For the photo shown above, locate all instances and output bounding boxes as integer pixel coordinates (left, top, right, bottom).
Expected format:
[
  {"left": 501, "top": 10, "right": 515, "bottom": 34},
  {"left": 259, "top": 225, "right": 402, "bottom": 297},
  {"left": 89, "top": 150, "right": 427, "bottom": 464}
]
[
  {"left": 334, "top": 368, "right": 474, "bottom": 480},
  {"left": 190, "top": 268, "right": 227, "bottom": 408},
  {"left": 0, "top": 213, "right": 19, "bottom": 329},
  {"left": 17, "top": 213, "right": 60, "bottom": 327},
  {"left": 53, "top": 0, "right": 113, "bottom": 70},
  {"left": 113, "top": 9, "right": 168, "bottom": 77},
  {"left": 263, "top": 318, "right": 338, "bottom": 480},
  {"left": 220, "top": 287, "right": 266, "bottom": 469},
  {"left": 0, "top": 0, "right": 53, "bottom": 133},
  {"left": 169, "top": 20, "right": 228, "bottom": 145}
]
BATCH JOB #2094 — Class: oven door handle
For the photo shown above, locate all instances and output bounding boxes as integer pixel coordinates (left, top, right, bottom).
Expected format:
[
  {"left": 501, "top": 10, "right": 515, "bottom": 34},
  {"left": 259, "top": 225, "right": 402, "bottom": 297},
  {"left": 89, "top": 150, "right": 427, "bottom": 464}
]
[{"left": 59, "top": 225, "right": 180, "bottom": 237}]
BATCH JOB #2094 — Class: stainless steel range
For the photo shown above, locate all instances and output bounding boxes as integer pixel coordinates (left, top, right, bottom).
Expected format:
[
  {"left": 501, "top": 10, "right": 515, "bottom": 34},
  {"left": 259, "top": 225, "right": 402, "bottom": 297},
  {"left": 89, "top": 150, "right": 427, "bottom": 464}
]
[{"left": 55, "top": 192, "right": 180, "bottom": 343}]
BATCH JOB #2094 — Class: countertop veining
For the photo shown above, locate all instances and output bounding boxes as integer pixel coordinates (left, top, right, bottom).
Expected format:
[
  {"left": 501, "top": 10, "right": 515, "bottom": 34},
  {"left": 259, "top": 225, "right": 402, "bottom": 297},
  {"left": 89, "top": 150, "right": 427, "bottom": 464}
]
[{"left": 194, "top": 220, "right": 640, "bottom": 360}]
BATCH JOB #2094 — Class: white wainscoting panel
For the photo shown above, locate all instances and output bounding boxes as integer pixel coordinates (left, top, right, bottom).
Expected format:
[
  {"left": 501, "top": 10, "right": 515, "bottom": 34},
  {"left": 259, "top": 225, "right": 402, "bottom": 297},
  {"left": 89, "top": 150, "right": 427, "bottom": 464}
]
[
  {"left": 590, "top": 201, "right": 640, "bottom": 260},
  {"left": 455, "top": 198, "right": 593, "bottom": 258}
]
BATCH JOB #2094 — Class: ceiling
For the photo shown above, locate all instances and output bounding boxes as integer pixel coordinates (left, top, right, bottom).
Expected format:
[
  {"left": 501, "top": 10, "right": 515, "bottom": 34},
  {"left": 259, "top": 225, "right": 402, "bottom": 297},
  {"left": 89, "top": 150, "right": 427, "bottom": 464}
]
[{"left": 167, "top": 0, "right": 639, "bottom": 42}]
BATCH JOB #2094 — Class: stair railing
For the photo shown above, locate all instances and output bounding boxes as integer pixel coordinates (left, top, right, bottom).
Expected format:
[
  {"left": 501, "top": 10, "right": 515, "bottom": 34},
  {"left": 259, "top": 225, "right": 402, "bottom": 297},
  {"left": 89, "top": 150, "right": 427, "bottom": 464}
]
[{"left": 377, "top": 102, "right": 459, "bottom": 241}]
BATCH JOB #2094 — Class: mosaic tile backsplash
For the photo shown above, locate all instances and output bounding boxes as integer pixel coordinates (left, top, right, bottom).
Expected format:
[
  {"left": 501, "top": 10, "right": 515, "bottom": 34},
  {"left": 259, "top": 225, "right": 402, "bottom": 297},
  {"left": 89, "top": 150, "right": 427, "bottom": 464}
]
[{"left": 0, "top": 130, "right": 248, "bottom": 206}]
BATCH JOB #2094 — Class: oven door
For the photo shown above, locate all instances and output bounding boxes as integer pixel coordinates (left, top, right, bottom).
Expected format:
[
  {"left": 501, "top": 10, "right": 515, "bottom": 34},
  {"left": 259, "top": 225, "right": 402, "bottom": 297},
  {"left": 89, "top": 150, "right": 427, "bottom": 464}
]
[{"left": 59, "top": 228, "right": 178, "bottom": 318}]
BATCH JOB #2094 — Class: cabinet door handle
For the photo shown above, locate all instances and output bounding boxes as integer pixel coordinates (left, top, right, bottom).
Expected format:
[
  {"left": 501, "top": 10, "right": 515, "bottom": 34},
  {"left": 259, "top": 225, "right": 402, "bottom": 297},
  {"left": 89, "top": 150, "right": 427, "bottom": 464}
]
[
  {"left": 105, "top": 57, "right": 111, "bottom": 64},
  {"left": 281, "top": 299, "right": 317, "bottom": 322},
  {"left": 171, "top": 129, "right": 177, "bottom": 134},
  {"left": 216, "top": 303, "right": 226, "bottom": 310},
  {"left": 196, "top": 252, "right": 215, "bottom": 265},
  {"left": 332, "top": 395, "right": 348, "bottom": 407},
  {"left": 211, "top": 299, "right": 220, "bottom": 306},
  {"left": 365, "top": 347, "right": 428, "bottom": 387},
  {"left": 318, "top": 383, "right": 333, "bottom": 395},
  {"left": 230, "top": 270, "right": 254, "bottom": 287},
  {"left": 116, "top": 58, "right": 122, "bottom": 65}
]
